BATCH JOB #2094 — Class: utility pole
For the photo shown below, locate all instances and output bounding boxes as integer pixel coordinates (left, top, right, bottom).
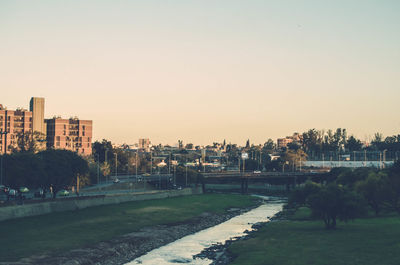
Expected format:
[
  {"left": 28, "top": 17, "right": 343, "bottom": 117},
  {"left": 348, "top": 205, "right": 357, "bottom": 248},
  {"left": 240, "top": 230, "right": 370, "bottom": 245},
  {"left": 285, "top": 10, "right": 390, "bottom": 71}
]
[
  {"left": 135, "top": 151, "right": 138, "bottom": 179},
  {"left": 114, "top": 153, "right": 118, "bottom": 178},
  {"left": 96, "top": 154, "right": 100, "bottom": 184},
  {"left": 185, "top": 157, "right": 188, "bottom": 187},
  {"left": 168, "top": 153, "right": 171, "bottom": 174},
  {"left": 0, "top": 130, "right": 8, "bottom": 185},
  {"left": 150, "top": 151, "right": 152, "bottom": 175},
  {"left": 105, "top": 149, "right": 108, "bottom": 183}
]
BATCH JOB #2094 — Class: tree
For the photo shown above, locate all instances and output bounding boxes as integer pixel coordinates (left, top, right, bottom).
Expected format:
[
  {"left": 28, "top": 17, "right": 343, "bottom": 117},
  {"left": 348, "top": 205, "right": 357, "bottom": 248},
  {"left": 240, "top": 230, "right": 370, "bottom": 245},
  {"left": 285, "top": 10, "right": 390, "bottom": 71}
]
[
  {"left": 245, "top": 139, "right": 250, "bottom": 149},
  {"left": 11, "top": 131, "right": 46, "bottom": 153},
  {"left": 262, "top": 139, "right": 275, "bottom": 153},
  {"left": 307, "top": 184, "right": 365, "bottom": 229},
  {"left": 385, "top": 161, "right": 400, "bottom": 213},
  {"left": 2, "top": 152, "right": 45, "bottom": 189},
  {"left": 40, "top": 150, "right": 89, "bottom": 197},
  {"left": 302, "top": 129, "right": 322, "bottom": 154},
  {"left": 289, "top": 181, "right": 321, "bottom": 207},
  {"left": 355, "top": 172, "right": 388, "bottom": 216},
  {"left": 92, "top": 139, "right": 113, "bottom": 164},
  {"left": 345, "top": 135, "right": 363, "bottom": 152},
  {"left": 281, "top": 149, "right": 307, "bottom": 171}
]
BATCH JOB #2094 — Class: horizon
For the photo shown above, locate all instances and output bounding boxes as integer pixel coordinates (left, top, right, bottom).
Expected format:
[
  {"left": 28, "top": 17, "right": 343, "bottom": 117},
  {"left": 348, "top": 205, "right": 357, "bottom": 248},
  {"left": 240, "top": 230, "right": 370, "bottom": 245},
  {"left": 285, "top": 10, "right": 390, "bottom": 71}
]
[{"left": 1, "top": 1, "right": 399, "bottom": 145}]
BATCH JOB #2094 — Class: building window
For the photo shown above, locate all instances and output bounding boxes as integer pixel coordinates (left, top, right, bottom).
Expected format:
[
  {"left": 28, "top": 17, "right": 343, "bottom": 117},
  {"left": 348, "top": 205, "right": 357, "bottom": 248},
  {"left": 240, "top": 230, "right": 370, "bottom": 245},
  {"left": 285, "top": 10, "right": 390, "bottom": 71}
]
[
  {"left": 82, "top": 131, "right": 85, "bottom": 136},
  {"left": 56, "top": 142, "right": 60, "bottom": 147},
  {"left": 87, "top": 143, "right": 90, "bottom": 148},
  {"left": 56, "top": 136, "right": 60, "bottom": 141}
]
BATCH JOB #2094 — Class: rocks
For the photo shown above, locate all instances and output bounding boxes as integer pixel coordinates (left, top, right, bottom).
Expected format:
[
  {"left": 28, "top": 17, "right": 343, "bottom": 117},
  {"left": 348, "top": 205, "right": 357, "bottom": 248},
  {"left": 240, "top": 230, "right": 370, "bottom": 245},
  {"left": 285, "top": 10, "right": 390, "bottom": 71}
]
[
  {"left": 195, "top": 210, "right": 286, "bottom": 265},
  {"left": 5, "top": 206, "right": 259, "bottom": 265}
]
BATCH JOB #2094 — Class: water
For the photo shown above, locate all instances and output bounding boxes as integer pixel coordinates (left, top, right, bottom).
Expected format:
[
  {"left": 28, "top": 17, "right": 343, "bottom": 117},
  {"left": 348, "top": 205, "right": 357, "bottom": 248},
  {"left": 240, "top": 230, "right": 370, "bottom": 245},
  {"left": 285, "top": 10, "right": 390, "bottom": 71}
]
[{"left": 125, "top": 196, "right": 284, "bottom": 265}]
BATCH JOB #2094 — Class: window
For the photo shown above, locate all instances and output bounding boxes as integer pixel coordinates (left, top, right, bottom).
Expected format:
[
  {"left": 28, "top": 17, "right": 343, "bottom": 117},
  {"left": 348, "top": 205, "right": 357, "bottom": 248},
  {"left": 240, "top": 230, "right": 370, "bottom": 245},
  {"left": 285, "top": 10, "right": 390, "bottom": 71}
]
[
  {"left": 56, "top": 136, "right": 60, "bottom": 141},
  {"left": 87, "top": 143, "right": 90, "bottom": 147},
  {"left": 56, "top": 142, "right": 60, "bottom": 147}
]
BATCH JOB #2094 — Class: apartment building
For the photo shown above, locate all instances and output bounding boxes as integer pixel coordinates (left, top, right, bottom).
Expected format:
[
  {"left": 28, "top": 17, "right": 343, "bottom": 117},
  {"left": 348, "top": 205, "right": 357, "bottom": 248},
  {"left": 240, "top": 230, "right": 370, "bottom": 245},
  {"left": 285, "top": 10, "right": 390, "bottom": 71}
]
[
  {"left": 277, "top": 132, "right": 303, "bottom": 149},
  {"left": 138, "top": 138, "right": 151, "bottom": 152},
  {"left": 46, "top": 117, "right": 93, "bottom": 156},
  {"left": 0, "top": 105, "right": 33, "bottom": 154}
]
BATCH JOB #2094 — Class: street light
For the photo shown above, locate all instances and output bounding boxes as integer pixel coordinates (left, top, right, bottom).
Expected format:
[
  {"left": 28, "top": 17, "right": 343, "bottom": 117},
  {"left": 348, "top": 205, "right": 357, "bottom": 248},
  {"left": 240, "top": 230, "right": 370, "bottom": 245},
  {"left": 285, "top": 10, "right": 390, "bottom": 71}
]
[
  {"left": 114, "top": 152, "right": 118, "bottom": 178},
  {"left": 0, "top": 130, "right": 8, "bottom": 185},
  {"left": 95, "top": 153, "right": 100, "bottom": 184}
]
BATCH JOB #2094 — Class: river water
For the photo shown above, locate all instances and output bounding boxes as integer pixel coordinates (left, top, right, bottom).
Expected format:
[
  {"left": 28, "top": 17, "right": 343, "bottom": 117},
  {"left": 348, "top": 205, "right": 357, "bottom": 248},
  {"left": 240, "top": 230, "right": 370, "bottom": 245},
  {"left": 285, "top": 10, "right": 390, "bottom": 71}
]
[{"left": 125, "top": 196, "right": 284, "bottom": 265}]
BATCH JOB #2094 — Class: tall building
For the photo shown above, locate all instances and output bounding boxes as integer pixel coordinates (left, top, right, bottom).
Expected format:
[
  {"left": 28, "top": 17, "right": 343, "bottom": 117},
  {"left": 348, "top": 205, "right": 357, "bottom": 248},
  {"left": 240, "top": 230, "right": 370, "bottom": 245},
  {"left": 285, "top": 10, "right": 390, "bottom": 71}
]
[
  {"left": 29, "top": 97, "right": 46, "bottom": 135},
  {"left": 138, "top": 138, "right": 151, "bottom": 152},
  {"left": 46, "top": 117, "right": 93, "bottom": 155},
  {"left": 0, "top": 104, "right": 33, "bottom": 154}
]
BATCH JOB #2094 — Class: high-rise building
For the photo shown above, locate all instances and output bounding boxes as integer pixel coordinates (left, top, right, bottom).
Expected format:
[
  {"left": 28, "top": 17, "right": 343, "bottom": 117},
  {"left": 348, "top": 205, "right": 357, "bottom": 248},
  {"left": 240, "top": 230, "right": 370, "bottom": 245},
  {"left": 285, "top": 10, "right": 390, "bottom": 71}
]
[
  {"left": 46, "top": 117, "right": 93, "bottom": 155},
  {"left": 138, "top": 138, "right": 151, "bottom": 152},
  {"left": 29, "top": 97, "right": 46, "bottom": 135},
  {"left": 0, "top": 104, "right": 33, "bottom": 154}
]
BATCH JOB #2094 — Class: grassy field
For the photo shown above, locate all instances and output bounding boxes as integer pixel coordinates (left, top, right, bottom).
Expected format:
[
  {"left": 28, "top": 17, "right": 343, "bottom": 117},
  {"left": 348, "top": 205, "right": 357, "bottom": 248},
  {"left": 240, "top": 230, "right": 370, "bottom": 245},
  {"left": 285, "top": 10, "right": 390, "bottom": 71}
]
[
  {"left": 228, "top": 207, "right": 400, "bottom": 265},
  {"left": 0, "top": 194, "right": 256, "bottom": 261}
]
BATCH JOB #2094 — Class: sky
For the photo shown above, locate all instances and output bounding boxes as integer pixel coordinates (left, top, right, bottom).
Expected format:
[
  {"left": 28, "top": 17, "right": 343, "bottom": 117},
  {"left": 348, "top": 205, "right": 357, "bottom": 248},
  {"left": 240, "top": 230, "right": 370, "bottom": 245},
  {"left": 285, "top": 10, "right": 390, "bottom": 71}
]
[{"left": 1, "top": 0, "right": 399, "bottom": 146}]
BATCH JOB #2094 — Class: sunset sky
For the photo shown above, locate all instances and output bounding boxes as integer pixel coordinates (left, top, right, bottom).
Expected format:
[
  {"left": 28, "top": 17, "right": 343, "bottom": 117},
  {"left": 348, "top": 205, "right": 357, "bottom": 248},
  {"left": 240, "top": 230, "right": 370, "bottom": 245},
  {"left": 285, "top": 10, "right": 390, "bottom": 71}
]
[{"left": 1, "top": 0, "right": 399, "bottom": 146}]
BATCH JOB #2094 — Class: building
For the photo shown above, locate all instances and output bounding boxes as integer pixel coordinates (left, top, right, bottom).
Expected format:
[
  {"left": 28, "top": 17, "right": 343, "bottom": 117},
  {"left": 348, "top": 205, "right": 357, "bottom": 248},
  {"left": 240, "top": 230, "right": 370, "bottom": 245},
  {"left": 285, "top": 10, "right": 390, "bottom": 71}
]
[
  {"left": 138, "top": 138, "right": 151, "bottom": 152},
  {"left": 46, "top": 117, "right": 93, "bottom": 155},
  {"left": 29, "top": 97, "right": 46, "bottom": 135},
  {"left": 277, "top": 132, "right": 302, "bottom": 149},
  {"left": 0, "top": 105, "right": 33, "bottom": 154}
]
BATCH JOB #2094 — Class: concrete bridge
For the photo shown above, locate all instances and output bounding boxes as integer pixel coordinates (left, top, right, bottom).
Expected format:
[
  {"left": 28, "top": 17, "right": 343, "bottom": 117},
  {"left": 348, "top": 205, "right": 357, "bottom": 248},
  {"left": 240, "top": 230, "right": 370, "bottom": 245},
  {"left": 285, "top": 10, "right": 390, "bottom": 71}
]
[{"left": 202, "top": 171, "right": 328, "bottom": 193}]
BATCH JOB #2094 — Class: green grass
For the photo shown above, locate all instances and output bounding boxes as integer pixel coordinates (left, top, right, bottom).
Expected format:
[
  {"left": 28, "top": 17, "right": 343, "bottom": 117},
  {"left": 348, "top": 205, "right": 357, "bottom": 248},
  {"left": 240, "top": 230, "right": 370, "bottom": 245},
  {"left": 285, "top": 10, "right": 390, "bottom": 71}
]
[
  {"left": 0, "top": 194, "right": 256, "bottom": 261},
  {"left": 229, "top": 208, "right": 400, "bottom": 265}
]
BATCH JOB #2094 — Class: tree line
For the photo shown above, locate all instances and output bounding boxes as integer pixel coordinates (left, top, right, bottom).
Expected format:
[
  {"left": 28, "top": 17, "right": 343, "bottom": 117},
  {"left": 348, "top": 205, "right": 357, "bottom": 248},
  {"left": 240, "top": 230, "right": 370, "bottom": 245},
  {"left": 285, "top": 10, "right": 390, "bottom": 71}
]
[
  {"left": 289, "top": 161, "right": 400, "bottom": 229},
  {"left": 1, "top": 150, "right": 89, "bottom": 197}
]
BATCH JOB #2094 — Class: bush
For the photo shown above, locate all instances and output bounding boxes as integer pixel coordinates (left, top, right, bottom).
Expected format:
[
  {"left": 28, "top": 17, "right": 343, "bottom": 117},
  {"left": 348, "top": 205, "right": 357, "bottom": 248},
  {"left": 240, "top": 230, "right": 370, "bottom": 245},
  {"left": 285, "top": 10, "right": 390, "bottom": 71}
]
[{"left": 307, "top": 184, "right": 365, "bottom": 229}]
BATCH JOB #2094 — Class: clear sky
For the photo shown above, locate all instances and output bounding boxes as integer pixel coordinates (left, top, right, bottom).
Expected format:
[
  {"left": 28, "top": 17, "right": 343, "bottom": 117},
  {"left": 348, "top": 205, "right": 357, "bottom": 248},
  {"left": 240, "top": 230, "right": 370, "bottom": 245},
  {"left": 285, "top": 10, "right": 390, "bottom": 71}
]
[{"left": 1, "top": 0, "right": 399, "bottom": 146}]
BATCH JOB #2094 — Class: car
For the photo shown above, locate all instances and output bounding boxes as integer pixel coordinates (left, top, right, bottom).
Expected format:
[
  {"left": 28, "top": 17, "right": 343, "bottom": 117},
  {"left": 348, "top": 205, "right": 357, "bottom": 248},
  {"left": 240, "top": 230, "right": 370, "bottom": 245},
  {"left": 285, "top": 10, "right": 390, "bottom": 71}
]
[
  {"left": 57, "top": 189, "right": 70, "bottom": 196},
  {"left": 113, "top": 178, "right": 120, "bottom": 183},
  {"left": 253, "top": 170, "right": 261, "bottom": 174},
  {"left": 143, "top": 173, "right": 151, "bottom": 177},
  {"left": 19, "top": 187, "right": 30, "bottom": 193}
]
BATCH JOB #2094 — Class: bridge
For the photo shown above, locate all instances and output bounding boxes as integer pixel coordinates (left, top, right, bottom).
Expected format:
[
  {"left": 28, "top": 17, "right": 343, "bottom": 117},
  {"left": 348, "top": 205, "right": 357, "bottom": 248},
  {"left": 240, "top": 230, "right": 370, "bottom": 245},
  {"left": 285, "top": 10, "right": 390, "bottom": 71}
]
[{"left": 202, "top": 171, "right": 328, "bottom": 193}]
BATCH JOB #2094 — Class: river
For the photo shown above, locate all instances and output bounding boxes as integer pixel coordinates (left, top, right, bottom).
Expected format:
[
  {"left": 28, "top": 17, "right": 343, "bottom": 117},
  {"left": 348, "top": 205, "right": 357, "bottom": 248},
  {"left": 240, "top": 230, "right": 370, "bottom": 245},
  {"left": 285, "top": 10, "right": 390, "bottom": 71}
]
[{"left": 125, "top": 196, "right": 284, "bottom": 265}]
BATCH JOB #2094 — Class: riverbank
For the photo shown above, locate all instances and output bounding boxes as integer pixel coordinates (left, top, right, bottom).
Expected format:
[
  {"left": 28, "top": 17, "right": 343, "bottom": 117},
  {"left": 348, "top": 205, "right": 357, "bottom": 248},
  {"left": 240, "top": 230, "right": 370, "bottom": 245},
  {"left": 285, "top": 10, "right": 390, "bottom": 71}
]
[
  {"left": 225, "top": 207, "right": 400, "bottom": 265},
  {"left": 0, "top": 194, "right": 258, "bottom": 264}
]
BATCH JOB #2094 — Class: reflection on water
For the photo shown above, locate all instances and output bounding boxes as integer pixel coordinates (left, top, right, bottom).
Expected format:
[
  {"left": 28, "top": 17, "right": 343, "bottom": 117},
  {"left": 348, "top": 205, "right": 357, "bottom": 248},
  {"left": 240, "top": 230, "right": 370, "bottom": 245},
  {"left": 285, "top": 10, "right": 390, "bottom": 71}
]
[{"left": 125, "top": 196, "right": 284, "bottom": 265}]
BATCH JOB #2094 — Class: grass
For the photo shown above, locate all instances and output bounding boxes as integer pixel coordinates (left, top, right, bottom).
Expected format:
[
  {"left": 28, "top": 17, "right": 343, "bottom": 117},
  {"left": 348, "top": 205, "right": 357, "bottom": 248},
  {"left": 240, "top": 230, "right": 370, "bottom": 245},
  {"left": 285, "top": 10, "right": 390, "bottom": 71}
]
[
  {"left": 228, "top": 207, "right": 400, "bottom": 265},
  {"left": 0, "top": 193, "right": 256, "bottom": 261}
]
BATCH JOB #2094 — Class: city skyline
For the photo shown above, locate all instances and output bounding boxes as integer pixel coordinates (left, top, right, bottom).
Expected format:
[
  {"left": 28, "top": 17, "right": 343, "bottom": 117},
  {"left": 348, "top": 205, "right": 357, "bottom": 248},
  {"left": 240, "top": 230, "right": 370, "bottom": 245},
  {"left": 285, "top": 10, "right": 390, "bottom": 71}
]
[{"left": 1, "top": 1, "right": 399, "bottom": 145}]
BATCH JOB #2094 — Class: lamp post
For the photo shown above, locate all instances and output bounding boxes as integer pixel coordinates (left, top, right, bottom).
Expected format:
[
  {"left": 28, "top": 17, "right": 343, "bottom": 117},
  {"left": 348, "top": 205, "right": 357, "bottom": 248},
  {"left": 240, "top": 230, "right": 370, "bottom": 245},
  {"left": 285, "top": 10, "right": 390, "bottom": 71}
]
[
  {"left": 114, "top": 152, "right": 118, "bottom": 178},
  {"left": 136, "top": 151, "right": 138, "bottom": 180},
  {"left": 95, "top": 153, "right": 100, "bottom": 184},
  {"left": 105, "top": 149, "right": 108, "bottom": 183},
  {"left": 185, "top": 157, "right": 188, "bottom": 187},
  {"left": 0, "top": 130, "right": 7, "bottom": 185}
]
